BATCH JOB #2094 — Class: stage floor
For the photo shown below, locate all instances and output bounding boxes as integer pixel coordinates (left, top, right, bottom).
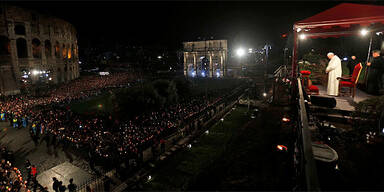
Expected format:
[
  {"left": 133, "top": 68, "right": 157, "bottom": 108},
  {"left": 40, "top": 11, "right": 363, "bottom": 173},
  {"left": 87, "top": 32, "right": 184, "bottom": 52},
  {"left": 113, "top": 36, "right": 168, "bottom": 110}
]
[{"left": 315, "top": 85, "right": 375, "bottom": 111}]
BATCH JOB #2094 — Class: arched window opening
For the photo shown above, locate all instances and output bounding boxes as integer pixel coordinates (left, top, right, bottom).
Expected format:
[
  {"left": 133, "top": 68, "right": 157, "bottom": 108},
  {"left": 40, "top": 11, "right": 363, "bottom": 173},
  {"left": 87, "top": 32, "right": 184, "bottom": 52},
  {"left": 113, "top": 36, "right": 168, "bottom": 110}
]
[
  {"left": 62, "top": 44, "right": 67, "bottom": 58},
  {"left": 45, "top": 40, "right": 52, "bottom": 58},
  {"left": 0, "top": 36, "right": 10, "bottom": 56},
  {"left": 55, "top": 42, "right": 60, "bottom": 58},
  {"left": 73, "top": 44, "right": 78, "bottom": 58},
  {"left": 68, "top": 44, "right": 72, "bottom": 59},
  {"left": 32, "top": 38, "right": 41, "bottom": 58},
  {"left": 14, "top": 25, "right": 26, "bottom": 35},
  {"left": 16, "top": 38, "right": 28, "bottom": 58}
]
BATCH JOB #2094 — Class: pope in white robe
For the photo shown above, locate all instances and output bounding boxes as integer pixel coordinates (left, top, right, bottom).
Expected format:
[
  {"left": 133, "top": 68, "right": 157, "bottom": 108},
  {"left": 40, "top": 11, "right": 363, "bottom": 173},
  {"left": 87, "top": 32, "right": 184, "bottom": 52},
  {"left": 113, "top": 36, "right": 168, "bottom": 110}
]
[{"left": 325, "top": 52, "right": 342, "bottom": 96}]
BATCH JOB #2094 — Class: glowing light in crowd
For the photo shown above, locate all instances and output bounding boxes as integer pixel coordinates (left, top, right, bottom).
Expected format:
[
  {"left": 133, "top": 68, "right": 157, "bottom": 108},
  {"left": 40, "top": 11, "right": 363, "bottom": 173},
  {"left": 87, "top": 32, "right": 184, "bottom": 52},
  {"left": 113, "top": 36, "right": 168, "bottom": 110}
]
[
  {"left": 49, "top": 77, "right": 52, "bottom": 81},
  {"left": 220, "top": 118, "right": 224, "bottom": 122},
  {"left": 157, "top": 56, "right": 162, "bottom": 59},
  {"left": 277, "top": 145, "right": 288, "bottom": 151},
  {"left": 360, "top": 28, "right": 369, "bottom": 36},
  {"left": 248, "top": 48, "right": 253, "bottom": 53},
  {"left": 299, "top": 34, "right": 306, "bottom": 40},
  {"left": 296, "top": 28, "right": 302, "bottom": 32},
  {"left": 148, "top": 175, "right": 152, "bottom": 181},
  {"left": 236, "top": 48, "right": 245, "bottom": 57},
  {"left": 187, "top": 144, "right": 192, "bottom": 148},
  {"left": 282, "top": 117, "right": 290, "bottom": 122},
  {"left": 201, "top": 72, "right": 205, "bottom": 77},
  {"left": 32, "top": 70, "right": 39, "bottom": 76},
  {"left": 263, "top": 92, "right": 267, "bottom": 97},
  {"left": 216, "top": 72, "right": 220, "bottom": 77},
  {"left": 343, "top": 57, "right": 348, "bottom": 61},
  {"left": 191, "top": 71, "right": 196, "bottom": 77},
  {"left": 205, "top": 130, "right": 209, "bottom": 135}
]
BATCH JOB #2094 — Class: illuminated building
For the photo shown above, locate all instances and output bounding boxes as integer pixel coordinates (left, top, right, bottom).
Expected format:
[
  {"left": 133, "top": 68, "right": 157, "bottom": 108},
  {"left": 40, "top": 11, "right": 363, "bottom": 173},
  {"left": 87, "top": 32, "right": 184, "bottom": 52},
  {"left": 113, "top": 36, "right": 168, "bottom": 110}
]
[
  {"left": 0, "top": 4, "right": 79, "bottom": 95},
  {"left": 183, "top": 40, "right": 227, "bottom": 78}
]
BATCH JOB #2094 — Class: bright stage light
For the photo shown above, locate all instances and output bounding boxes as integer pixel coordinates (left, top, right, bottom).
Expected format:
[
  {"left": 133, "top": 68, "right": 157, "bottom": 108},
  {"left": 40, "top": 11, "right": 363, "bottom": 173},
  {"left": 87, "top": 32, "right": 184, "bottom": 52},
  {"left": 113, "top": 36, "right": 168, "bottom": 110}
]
[
  {"left": 236, "top": 48, "right": 245, "bottom": 57},
  {"left": 360, "top": 28, "right": 369, "bottom": 36},
  {"left": 299, "top": 34, "right": 306, "bottom": 40},
  {"left": 32, "top": 70, "right": 39, "bottom": 76},
  {"left": 263, "top": 92, "right": 267, "bottom": 97}
]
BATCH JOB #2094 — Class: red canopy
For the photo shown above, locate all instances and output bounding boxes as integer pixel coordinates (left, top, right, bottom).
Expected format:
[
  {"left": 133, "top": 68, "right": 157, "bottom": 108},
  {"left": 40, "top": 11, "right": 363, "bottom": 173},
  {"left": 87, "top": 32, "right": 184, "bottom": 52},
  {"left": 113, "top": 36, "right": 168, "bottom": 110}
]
[
  {"left": 295, "top": 3, "right": 384, "bottom": 29},
  {"left": 291, "top": 3, "right": 384, "bottom": 78}
]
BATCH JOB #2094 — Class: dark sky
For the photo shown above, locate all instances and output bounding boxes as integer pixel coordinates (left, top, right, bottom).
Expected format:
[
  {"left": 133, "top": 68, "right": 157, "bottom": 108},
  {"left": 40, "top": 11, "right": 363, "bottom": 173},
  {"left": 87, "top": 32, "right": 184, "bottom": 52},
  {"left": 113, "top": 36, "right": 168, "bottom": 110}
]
[{"left": 12, "top": 1, "right": 379, "bottom": 51}]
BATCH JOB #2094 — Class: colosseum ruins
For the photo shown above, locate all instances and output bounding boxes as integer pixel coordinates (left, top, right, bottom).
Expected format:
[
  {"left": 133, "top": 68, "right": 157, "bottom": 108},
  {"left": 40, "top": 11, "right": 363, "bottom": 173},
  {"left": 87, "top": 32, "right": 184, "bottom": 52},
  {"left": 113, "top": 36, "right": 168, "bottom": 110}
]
[{"left": 0, "top": 4, "right": 79, "bottom": 95}]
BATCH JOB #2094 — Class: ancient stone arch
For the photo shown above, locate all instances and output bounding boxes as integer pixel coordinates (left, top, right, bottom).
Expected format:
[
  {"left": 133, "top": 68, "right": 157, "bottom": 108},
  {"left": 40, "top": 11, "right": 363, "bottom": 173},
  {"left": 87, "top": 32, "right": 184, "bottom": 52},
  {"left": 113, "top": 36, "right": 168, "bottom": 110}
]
[
  {"left": 0, "top": 36, "right": 10, "bottom": 56},
  {"left": 45, "top": 40, "right": 51, "bottom": 58},
  {"left": 14, "top": 24, "right": 26, "bottom": 35},
  {"left": 32, "top": 38, "right": 41, "bottom": 58},
  {"left": 55, "top": 41, "right": 60, "bottom": 58},
  {"left": 16, "top": 38, "right": 28, "bottom": 58}
]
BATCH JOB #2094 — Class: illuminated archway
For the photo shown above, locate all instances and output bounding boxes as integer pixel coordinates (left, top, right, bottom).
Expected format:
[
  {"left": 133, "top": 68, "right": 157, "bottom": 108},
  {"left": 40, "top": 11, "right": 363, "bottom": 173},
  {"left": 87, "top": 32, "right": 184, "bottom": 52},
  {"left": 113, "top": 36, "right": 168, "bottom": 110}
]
[{"left": 55, "top": 41, "right": 60, "bottom": 58}]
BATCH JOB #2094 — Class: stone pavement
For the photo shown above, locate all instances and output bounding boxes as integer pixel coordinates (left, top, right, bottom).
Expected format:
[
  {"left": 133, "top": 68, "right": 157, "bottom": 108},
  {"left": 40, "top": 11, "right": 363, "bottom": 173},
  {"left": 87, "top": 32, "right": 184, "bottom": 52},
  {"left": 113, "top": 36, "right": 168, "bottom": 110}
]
[
  {"left": 37, "top": 162, "right": 92, "bottom": 192},
  {"left": 0, "top": 121, "right": 95, "bottom": 189}
]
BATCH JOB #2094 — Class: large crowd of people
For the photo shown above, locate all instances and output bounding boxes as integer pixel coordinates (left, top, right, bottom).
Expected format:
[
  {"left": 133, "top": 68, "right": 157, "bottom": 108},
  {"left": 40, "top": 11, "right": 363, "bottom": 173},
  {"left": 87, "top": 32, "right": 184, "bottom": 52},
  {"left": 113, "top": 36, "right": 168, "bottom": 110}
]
[{"left": 0, "top": 72, "right": 244, "bottom": 187}]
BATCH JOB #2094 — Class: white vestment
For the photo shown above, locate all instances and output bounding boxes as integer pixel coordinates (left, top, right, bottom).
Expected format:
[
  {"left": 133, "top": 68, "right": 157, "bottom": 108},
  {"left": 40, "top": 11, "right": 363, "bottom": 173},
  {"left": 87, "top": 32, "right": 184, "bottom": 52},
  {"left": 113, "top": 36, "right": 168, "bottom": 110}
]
[{"left": 326, "top": 55, "right": 342, "bottom": 96}]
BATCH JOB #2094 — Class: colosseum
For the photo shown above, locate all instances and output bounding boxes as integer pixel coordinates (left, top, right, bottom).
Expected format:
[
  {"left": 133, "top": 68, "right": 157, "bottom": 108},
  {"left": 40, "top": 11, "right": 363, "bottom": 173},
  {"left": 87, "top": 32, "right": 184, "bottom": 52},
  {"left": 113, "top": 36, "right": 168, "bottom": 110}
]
[{"left": 0, "top": 4, "right": 79, "bottom": 96}]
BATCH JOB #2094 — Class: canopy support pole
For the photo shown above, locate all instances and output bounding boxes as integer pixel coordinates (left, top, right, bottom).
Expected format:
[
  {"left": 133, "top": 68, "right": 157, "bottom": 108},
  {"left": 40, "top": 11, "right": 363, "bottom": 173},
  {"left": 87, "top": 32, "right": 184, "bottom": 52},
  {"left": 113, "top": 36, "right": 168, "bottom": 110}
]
[
  {"left": 363, "top": 35, "right": 373, "bottom": 86},
  {"left": 292, "top": 30, "right": 298, "bottom": 79}
]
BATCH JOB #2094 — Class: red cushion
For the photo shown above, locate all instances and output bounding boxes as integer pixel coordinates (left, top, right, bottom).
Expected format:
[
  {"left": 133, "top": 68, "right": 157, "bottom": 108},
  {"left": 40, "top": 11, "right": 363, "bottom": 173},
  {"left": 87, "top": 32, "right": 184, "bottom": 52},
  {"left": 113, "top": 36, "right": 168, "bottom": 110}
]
[
  {"left": 300, "top": 70, "right": 311, "bottom": 75},
  {"left": 340, "top": 81, "right": 354, "bottom": 87},
  {"left": 309, "top": 85, "right": 319, "bottom": 92}
]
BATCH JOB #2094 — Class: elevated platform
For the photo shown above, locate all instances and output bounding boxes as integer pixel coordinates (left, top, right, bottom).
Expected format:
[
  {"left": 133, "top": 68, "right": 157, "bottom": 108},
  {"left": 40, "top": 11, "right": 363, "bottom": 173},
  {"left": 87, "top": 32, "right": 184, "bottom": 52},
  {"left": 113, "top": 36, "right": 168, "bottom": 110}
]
[
  {"left": 308, "top": 85, "right": 377, "bottom": 124},
  {"left": 310, "top": 84, "right": 375, "bottom": 112}
]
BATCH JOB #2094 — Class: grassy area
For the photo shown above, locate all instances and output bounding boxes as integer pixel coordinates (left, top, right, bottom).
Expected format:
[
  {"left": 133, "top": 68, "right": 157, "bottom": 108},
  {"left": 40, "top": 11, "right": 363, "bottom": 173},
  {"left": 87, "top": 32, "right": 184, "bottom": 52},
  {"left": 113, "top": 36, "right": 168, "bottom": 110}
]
[
  {"left": 141, "top": 106, "right": 250, "bottom": 190},
  {"left": 70, "top": 93, "right": 115, "bottom": 114}
]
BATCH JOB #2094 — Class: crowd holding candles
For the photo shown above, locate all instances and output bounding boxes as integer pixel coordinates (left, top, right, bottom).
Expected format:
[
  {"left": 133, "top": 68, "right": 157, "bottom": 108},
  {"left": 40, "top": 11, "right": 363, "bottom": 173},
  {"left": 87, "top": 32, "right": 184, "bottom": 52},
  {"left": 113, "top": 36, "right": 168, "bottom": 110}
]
[{"left": 0, "top": 72, "right": 243, "bottom": 186}]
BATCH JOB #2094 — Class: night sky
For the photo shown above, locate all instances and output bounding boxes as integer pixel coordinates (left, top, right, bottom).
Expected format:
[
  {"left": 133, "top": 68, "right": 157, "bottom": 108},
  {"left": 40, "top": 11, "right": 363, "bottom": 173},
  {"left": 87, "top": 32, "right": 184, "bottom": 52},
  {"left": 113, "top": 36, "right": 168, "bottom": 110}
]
[{"left": 11, "top": 1, "right": 383, "bottom": 52}]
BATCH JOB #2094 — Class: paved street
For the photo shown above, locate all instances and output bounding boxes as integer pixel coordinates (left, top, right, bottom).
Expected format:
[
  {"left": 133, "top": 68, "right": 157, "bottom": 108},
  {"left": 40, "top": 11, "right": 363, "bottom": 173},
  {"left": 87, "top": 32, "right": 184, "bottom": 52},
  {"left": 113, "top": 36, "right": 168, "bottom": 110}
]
[{"left": 0, "top": 122, "right": 94, "bottom": 190}]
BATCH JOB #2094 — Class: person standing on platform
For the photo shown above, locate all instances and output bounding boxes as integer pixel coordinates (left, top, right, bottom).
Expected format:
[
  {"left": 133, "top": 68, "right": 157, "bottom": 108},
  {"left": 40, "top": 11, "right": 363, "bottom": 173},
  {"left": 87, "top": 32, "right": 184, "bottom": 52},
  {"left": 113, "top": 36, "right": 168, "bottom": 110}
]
[
  {"left": 326, "top": 52, "right": 342, "bottom": 96},
  {"left": 347, "top": 55, "right": 359, "bottom": 75},
  {"left": 367, "top": 50, "right": 384, "bottom": 95}
]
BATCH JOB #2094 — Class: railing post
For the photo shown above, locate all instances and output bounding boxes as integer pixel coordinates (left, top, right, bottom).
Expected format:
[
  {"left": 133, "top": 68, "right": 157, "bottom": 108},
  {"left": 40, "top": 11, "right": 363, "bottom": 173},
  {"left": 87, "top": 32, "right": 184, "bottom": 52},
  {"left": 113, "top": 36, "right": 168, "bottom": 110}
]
[{"left": 297, "top": 78, "right": 320, "bottom": 191}]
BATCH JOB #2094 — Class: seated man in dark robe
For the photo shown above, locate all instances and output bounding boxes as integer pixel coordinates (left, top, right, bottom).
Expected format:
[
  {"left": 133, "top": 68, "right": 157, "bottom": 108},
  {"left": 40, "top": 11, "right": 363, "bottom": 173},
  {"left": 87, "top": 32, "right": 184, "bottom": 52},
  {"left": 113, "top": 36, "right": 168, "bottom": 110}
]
[
  {"left": 367, "top": 50, "right": 384, "bottom": 95},
  {"left": 347, "top": 55, "right": 359, "bottom": 75}
]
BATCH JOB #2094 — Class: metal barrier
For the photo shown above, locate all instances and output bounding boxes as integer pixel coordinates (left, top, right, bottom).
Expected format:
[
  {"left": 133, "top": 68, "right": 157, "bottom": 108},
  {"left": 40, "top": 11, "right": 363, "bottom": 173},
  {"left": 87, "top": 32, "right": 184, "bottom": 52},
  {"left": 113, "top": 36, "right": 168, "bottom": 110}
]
[
  {"left": 76, "top": 169, "right": 116, "bottom": 192},
  {"left": 295, "top": 78, "right": 320, "bottom": 191}
]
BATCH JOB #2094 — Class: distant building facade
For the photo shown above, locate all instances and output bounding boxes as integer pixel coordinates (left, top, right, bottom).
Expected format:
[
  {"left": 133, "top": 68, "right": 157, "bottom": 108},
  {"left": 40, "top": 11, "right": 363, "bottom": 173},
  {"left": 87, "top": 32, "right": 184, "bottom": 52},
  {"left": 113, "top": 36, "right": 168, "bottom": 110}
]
[
  {"left": 0, "top": 4, "right": 79, "bottom": 95},
  {"left": 183, "top": 40, "right": 227, "bottom": 78}
]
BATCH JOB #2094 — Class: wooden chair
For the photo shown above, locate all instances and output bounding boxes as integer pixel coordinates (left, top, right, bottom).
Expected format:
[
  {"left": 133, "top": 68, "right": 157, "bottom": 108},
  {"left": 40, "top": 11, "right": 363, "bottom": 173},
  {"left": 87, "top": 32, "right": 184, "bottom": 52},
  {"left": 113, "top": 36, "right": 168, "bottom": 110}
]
[
  {"left": 300, "top": 70, "right": 319, "bottom": 95},
  {"left": 337, "top": 63, "right": 362, "bottom": 98}
]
